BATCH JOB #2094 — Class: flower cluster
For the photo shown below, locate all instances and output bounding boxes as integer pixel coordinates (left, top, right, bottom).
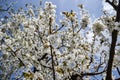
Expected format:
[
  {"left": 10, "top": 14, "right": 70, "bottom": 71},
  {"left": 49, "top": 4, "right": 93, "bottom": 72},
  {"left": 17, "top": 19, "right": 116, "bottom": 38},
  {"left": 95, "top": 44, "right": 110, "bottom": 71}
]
[
  {"left": 92, "top": 20, "right": 106, "bottom": 35},
  {"left": 100, "top": 15, "right": 115, "bottom": 32},
  {"left": 80, "top": 13, "right": 89, "bottom": 29},
  {"left": 115, "top": 22, "right": 120, "bottom": 31},
  {"left": 0, "top": 1, "right": 116, "bottom": 80}
]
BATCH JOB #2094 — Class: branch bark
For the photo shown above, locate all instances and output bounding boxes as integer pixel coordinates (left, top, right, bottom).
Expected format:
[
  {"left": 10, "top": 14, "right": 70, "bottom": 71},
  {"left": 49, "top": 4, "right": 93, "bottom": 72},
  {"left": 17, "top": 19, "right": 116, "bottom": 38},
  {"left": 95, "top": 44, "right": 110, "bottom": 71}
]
[
  {"left": 105, "top": 0, "right": 120, "bottom": 80},
  {"left": 50, "top": 45, "right": 56, "bottom": 80},
  {"left": 106, "top": 0, "right": 117, "bottom": 10},
  {"left": 106, "top": 30, "right": 118, "bottom": 80}
]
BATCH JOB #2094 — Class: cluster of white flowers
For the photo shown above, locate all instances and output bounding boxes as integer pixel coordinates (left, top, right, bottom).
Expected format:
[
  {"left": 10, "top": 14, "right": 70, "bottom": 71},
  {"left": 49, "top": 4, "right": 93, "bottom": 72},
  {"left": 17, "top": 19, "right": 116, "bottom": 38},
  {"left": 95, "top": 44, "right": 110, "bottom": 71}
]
[
  {"left": 100, "top": 15, "right": 115, "bottom": 32},
  {"left": 115, "top": 22, "right": 120, "bottom": 31},
  {"left": 92, "top": 20, "right": 106, "bottom": 35},
  {"left": 60, "top": 18, "right": 69, "bottom": 27},
  {"left": 0, "top": 1, "right": 115, "bottom": 80},
  {"left": 80, "top": 13, "right": 89, "bottom": 29},
  {"left": 79, "top": 7, "right": 90, "bottom": 29},
  {"left": 0, "top": 2, "right": 58, "bottom": 80}
]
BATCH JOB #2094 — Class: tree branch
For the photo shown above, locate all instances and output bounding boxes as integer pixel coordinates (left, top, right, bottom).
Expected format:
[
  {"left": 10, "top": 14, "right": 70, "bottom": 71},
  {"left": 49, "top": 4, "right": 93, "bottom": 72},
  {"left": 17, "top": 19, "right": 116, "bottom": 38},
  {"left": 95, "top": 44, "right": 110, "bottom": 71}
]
[
  {"left": 81, "top": 70, "right": 106, "bottom": 76},
  {"left": 118, "top": 0, "right": 120, "bottom": 7},
  {"left": 37, "top": 53, "right": 48, "bottom": 62},
  {"left": 52, "top": 25, "right": 64, "bottom": 34},
  {"left": 70, "top": 69, "right": 106, "bottom": 80},
  {"left": 6, "top": 45, "right": 25, "bottom": 67},
  {"left": 106, "top": 30, "right": 118, "bottom": 80},
  {"left": 39, "top": 63, "right": 52, "bottom": 70},
  {"left": 106, "top": 0, "right": 117, "bottom": 10},
  {"left": 116, "top": 67, "right": 120, "bottom": 76},
  {"left": 0, "top": 6, "right": 11, "bottom": 12},
  {"left": 105, "top": 0, "right": 120, "bottom": 79},
  {"left": 81, "top": 68, "right": 106, "bottom": 77},
  {"left": 77, "top": 27, "right": 82, "bottom": 33},
  {"left": 50, "top": 45, "right": 56, "bottom": 80}
]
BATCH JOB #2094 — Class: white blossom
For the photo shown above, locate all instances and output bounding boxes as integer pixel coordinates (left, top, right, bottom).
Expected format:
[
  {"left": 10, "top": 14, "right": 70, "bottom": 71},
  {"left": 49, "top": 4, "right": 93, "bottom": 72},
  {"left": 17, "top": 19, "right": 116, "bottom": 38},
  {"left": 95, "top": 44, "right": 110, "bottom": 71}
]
[
  {"left": 115, "top": 22, "right": 120, "bottom": 31},
  {"left": 92, "top": 20, "right": 106, "bottom": 35},
  {"left": 80, "top": 14, "right": 89, "bottom": 29},
  {"left": 60, "top": 19, "right": 69, "bottom": 27}
]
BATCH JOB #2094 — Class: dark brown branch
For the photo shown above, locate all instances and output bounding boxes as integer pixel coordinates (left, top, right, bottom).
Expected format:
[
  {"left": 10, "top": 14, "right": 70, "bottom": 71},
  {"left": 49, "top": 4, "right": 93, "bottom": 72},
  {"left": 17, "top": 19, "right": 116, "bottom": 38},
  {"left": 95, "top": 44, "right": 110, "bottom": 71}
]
[
  {"left": 0, "top": 6, "right": 11, "bottom": 12},
  {"left": 48, "top": 16, "right": 56, "bottom": 80},
  {"left": 18, "top": 57, "right": 25, "bottom": 66},
  {"left": 71, "top": 21, "right": 74, "bottom": 36},
  {"left": 70, "top": 69, "right": 106, "bottom": 80},
  {"left": 71, "top": 74, "right": 82, "bottom": 80},
  {"left": 52, "top": 25, "right": 64, "bottom": 34},
  {"left": 117, "top": 67, "right": 120, "bottom": 76},
  {"left": 106, "top": 0, "right": 117, "bottom": 10},
  {"left": 40, "top": 63, "right": 52, "bottom": 69},
  {"left": 57, "top": 44, "right": 71, "bottom": 49},
  {"left": 7, "top": 45, "right": 16, "bottom": 57},
  {"left": 57, "top": 38, "right": 71, "bottom": 49},
  {"left": 119, "top": 0, "right": 120, "bottom": 7},
  {"left": 96, "top": 62, "right": 105, "bottom": 72},
  {"left": 106, "top": 30, "right": 118, "bottom": 80},
  {"left": 49, "top": 17, "right": 52, "bottom": 34},
  {"left": 77, "top": 27, "right": 82, "bottom": 33},
  {"left": 105, "top": 0, "right": 120, "bottom": 79},
  {"left": 81, "top": 69, "right": 106, "bottom": 77},
  {"left": 6, "top": 45, "right": 26, "bottom": 67},
  {"left": 50, "top": 45, "right": 56, "bottom": 80},
  {"left": 37, "top": 53, "right": 48, "bottom": 62}
]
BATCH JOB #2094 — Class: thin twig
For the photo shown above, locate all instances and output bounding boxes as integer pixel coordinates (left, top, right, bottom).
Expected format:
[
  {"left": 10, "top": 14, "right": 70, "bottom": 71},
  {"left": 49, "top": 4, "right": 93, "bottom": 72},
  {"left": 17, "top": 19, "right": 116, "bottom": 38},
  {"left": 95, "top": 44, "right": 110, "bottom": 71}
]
[
  {"left": 116, "top": 67, "right": 120, "bottom": 76},
  {"left": 81, "top": 69, "right": 106, "bottom": 76},
  {"left": 52, "top": 25, "right": 64, "bottom": 34},
  {"left": 77, "top": 27, "right": 82, "bottom": 33},
  {"left": 40, "top": 63, "right": 52, "bottom": 70},
  {"left": 6, "top": 45, "right": 26, "bottom": 67},
  {"left": 0, "top": 6, "right": 11, "bottom": 12}
]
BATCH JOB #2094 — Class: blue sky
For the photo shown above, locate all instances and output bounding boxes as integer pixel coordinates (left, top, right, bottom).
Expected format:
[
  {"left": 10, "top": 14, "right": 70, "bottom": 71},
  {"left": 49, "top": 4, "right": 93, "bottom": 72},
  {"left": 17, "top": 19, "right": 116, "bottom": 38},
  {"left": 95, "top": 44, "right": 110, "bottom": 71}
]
[{"left": 0, "top": 0, "right": 103, "bottom": 19}]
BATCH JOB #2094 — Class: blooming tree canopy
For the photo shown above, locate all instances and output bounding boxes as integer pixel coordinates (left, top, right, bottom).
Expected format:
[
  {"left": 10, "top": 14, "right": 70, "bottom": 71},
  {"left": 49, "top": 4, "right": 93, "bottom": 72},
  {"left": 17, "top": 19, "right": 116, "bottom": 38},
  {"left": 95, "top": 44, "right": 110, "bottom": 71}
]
[{"left": 0, "top": 0, "right": 120, "bottom": 80}]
